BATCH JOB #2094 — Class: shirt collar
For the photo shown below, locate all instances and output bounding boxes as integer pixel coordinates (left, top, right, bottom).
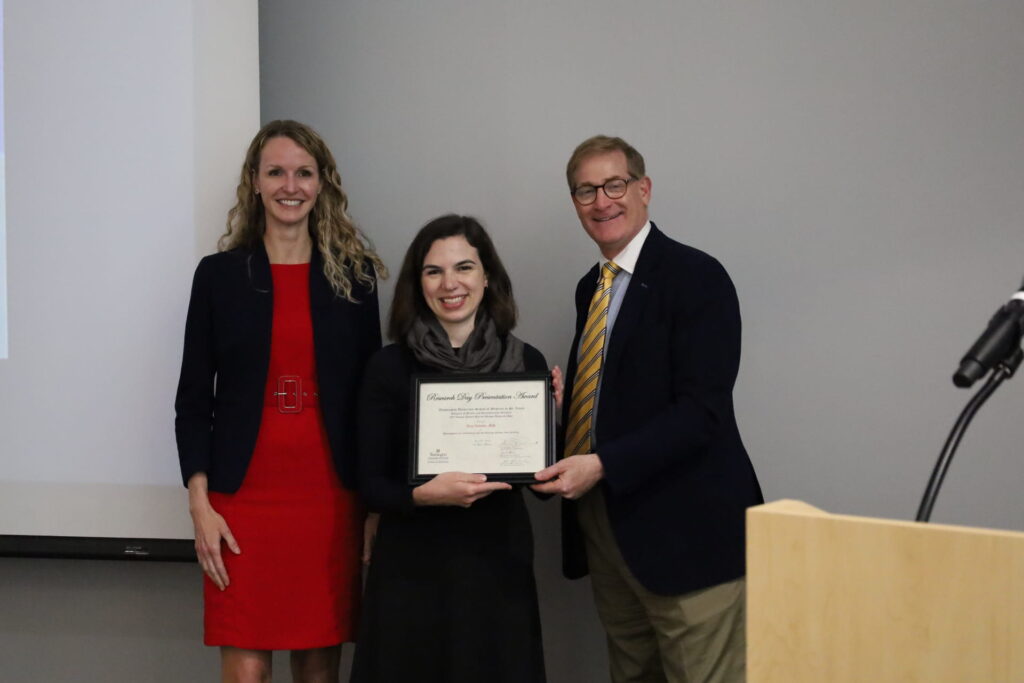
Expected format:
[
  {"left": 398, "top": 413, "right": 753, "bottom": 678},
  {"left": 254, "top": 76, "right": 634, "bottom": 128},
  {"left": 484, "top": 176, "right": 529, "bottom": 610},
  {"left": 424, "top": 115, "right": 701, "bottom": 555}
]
[{"left": 600, "top": 221, "right": 651, "bottom": 275}]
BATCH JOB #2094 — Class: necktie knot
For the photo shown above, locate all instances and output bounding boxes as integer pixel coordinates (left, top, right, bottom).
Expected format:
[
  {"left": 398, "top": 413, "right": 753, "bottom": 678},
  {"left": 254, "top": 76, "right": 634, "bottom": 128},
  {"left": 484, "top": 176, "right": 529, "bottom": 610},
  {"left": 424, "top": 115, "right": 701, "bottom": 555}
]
[{"left": 602, "top": 261, "right": 621, "bottom": 283}]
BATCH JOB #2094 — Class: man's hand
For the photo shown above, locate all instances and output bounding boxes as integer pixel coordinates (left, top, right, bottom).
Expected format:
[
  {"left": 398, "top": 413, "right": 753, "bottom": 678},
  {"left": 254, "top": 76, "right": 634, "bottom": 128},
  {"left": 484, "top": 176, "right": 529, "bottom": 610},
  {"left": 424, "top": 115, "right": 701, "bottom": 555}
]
[
  {"left": 531, "top": 454, "right": 604, "bottom": 499},
  {"left": 551, "top": 365, "right": 565, "bottom": 413}
]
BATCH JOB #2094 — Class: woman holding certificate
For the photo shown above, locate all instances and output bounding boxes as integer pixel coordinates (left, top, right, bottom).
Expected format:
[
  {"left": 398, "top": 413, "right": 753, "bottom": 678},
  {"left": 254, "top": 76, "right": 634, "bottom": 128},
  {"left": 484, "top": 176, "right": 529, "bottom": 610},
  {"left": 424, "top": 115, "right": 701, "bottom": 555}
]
[{"left": 352, "top": 214, "right": 549, "bottom": 683}]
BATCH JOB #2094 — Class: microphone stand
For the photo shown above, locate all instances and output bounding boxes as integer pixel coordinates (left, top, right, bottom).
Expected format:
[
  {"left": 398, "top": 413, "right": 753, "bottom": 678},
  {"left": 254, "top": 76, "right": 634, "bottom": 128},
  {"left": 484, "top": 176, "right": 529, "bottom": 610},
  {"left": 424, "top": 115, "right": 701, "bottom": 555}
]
[{"left": 915, "top": 347, "right": 1023, "bottom": 522}]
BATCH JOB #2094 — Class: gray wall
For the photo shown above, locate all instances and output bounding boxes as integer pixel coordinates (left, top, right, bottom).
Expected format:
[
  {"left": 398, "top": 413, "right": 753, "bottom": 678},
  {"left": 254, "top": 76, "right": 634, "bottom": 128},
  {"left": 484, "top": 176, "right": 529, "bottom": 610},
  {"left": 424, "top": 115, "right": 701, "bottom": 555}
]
[
  {"left": 258, "top": 0, "right": 1024, "bottom": 529},
  {"left": 3, "top": 1, "right": 1023, "bottom": 681},
  {"left": 257, "top": 0, "right": 1024, "bottom": 679}
]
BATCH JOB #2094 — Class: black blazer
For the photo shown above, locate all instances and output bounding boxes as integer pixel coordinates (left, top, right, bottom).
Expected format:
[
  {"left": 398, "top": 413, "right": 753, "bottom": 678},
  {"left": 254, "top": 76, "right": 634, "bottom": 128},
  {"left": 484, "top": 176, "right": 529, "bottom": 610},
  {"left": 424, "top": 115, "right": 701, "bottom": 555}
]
[
  {"left": 561, "top": 224, "right": 763, "bottom": 596},
  {"left": 174, "top": 243, "right": 381, "bottom": 493}
]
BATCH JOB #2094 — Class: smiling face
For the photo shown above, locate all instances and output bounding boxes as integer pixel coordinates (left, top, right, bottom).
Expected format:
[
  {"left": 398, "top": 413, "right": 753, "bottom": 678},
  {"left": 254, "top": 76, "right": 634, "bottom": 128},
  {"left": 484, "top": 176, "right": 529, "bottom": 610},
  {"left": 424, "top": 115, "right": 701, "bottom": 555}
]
[
  {"left": 420, "top": 235, "right": 488, "bottom": 345},
  {"left": 571, "top": 150, "right": 651, "bottom": 259},
  {"left": 254, "top": 136, "right": 321, "bottom": 233}
]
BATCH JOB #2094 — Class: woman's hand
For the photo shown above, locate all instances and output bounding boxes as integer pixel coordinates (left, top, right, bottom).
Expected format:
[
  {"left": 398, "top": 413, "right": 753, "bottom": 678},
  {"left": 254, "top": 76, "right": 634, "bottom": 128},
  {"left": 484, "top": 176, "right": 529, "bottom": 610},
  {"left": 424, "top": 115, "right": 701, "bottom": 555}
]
[
  {"left": 362, "top": 512, "right": 380, "bottom": 565},
  {"left": 187, "top": 473, "right": 240, "bottom": 591},
  {"left": 412, "top": 472, "right": 512, "bottom": 508},
  {"left": 551, "top": 365, "right": 565, "bottom": 413}
]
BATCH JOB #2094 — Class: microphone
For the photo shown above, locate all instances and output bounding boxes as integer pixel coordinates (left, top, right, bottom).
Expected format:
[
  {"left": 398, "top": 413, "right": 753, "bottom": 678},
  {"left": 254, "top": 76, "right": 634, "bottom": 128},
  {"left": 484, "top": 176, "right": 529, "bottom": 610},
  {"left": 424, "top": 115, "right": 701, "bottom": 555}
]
[{"left": 952, "top": 279, "right": 1024, "bottom": 388}]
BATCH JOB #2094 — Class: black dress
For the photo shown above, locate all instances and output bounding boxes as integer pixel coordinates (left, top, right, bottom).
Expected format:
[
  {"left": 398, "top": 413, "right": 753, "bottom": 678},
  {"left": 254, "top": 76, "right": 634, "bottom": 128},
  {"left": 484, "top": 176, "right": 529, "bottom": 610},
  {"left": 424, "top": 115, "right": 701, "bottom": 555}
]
[{"left": 351, "top": 342, "right": 547, "bottom": 683}]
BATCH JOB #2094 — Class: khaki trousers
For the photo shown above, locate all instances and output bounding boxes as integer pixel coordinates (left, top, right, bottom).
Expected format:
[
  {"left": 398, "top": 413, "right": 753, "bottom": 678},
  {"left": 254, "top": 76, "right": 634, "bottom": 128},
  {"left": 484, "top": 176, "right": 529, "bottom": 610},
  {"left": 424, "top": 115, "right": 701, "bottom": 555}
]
[{"left": 577, "top": 489, "right": 746, "bottom": 683}]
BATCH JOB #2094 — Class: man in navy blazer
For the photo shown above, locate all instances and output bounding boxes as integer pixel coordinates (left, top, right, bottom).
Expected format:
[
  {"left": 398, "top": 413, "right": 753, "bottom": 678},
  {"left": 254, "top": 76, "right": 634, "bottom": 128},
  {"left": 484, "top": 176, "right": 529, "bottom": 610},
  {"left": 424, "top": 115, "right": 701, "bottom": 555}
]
[{"left": 534, "top": 136, "right": 762, "bottom": 682}]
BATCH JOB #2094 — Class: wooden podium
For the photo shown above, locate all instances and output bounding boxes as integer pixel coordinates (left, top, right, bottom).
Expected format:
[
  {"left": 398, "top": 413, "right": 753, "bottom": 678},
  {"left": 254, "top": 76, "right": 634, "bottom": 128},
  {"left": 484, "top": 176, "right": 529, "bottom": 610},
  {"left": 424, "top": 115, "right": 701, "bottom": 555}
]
[{"left": 746, "top": 500, "right": 1024, "bottom": 682}]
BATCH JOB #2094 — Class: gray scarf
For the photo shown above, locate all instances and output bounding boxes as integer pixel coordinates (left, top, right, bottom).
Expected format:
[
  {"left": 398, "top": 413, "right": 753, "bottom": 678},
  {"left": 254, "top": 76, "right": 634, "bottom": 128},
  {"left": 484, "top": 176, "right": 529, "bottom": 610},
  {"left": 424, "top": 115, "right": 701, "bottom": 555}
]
[{"left": 406, "top": 311, "right": 525, "bottom": 373}]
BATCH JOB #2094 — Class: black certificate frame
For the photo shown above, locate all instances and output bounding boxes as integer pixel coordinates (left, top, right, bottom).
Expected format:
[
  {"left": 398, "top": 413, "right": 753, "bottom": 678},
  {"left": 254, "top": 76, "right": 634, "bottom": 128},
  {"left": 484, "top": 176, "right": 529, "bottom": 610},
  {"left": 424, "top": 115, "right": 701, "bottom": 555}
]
[{"left": 409, "top": 372, "right": 555, "bottom": 485}]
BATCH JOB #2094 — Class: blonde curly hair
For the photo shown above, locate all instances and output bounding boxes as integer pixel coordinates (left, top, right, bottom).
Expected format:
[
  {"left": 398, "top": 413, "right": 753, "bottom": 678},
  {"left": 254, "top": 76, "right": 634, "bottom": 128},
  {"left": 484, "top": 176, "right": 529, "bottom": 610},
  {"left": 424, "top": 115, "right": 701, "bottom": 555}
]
[{"left": 220, "top": 119, "right": 386, "bottom": 300}]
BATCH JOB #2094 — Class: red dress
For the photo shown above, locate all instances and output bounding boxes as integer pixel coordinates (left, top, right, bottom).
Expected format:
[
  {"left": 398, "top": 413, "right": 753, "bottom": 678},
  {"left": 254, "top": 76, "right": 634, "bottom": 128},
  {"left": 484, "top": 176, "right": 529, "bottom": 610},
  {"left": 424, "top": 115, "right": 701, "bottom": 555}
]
[{"left": 205, "top": 263, "right": 363, "bottom": 650}]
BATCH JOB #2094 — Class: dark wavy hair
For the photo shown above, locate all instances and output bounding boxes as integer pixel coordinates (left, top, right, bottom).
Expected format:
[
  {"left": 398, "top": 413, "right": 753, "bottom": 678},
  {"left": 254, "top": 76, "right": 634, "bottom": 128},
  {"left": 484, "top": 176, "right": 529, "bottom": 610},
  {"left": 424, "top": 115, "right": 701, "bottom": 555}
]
[{"left": 388, "top": 214, "right": 517, "bottom": 342}]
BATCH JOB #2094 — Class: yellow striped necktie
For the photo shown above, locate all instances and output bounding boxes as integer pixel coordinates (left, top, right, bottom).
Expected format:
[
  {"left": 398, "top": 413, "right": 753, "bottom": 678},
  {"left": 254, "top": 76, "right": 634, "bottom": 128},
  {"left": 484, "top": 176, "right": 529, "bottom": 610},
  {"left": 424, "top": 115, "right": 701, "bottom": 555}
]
[{"left": 564, "top": 260, "right": 621, "bottom": 457}]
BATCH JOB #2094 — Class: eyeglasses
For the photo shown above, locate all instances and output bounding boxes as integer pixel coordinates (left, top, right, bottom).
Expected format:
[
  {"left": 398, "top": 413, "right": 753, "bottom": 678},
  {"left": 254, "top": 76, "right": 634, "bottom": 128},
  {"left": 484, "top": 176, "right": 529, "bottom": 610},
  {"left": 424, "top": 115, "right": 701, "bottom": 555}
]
[{"left": 571, "top": 177, "right": 636, "bottom": 205}]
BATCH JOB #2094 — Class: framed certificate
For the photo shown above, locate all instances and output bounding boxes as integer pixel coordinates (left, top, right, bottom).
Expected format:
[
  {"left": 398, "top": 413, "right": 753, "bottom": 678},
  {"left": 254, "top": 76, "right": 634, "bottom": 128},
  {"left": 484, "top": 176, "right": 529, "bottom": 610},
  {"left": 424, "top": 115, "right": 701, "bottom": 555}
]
[{"left": 409, "top": 372, "right": 555, "bottom": 484}]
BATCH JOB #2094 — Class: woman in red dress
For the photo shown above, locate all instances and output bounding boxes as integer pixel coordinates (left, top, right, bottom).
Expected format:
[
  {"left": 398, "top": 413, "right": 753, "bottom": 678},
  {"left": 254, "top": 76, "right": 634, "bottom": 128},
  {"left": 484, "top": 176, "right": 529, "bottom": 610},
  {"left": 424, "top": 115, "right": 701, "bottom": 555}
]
[{"left": 175, "top": 120, "right": 386, "bottom": 681}]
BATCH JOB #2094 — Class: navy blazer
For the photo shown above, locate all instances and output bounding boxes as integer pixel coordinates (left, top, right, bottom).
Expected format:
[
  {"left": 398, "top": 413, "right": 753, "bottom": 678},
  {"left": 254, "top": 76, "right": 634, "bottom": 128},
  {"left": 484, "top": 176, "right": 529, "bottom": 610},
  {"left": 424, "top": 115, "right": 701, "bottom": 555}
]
[
  {"left": 561, "top": 224, "right": 763, "bottom": 596},
  {"left": 174, "top": 243, "right": 381, "bottom": 493}
]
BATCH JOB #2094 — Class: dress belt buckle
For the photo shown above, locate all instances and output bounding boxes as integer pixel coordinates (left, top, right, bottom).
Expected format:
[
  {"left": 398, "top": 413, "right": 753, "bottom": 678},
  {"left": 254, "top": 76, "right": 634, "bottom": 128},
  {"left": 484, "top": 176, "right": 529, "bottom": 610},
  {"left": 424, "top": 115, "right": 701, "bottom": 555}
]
[{"left": 275, "top": 375, "right": 302, "bottom": 414}]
